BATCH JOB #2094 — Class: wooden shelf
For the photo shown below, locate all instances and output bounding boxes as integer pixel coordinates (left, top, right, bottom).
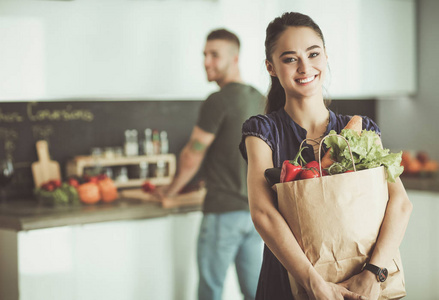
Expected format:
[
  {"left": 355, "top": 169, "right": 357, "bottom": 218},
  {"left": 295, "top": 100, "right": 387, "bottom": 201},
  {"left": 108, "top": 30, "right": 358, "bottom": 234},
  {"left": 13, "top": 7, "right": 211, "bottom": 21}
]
[
  {"left": 66, "top": 154, "right": 176, "bottom": 188},
  {"left": 114, "top": 177, "right": 172, "bottom": 188}
]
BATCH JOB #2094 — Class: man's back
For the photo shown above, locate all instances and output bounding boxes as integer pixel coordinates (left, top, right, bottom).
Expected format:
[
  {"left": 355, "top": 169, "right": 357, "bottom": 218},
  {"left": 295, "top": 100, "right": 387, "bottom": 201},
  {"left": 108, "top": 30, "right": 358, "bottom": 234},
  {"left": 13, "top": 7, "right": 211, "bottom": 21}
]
[{"left": 196, "top": 82, "right": 264, "bottom": 213}]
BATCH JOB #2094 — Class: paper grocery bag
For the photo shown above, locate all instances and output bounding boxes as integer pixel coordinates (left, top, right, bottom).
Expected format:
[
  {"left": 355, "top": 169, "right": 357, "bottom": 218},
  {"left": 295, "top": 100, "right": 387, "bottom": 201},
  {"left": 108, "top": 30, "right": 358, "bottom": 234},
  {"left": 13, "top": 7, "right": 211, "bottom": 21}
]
[{"left": 275, "top": 166, "right": 406, "bottom": 300}]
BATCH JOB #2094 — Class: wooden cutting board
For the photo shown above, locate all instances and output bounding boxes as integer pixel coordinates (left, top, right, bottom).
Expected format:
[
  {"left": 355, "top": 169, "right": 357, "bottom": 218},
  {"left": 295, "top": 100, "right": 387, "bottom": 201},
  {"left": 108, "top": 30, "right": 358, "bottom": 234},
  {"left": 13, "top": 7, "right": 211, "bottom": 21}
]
[
  {"left": 31, "top": 140, "right": 61, "bottom": 188},
  {"left": 120, "top": 188, "right": 206, "bottom": 208}
]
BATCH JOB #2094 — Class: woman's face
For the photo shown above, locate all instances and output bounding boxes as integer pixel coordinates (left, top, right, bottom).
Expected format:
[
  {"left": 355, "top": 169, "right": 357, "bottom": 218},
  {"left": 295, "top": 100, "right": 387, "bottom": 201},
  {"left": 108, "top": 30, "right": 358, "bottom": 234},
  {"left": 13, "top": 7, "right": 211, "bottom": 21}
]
[{"left": 267, "top": 26, "right": 327, "bottom": 99}]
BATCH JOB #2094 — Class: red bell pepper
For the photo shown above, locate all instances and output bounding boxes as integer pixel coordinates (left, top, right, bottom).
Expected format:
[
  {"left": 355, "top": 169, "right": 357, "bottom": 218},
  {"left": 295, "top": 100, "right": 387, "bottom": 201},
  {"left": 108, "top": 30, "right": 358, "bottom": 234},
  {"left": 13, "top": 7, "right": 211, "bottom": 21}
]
[
  {"left": 280, "top": 147, "right": 307, "bottom": 183},
  {"left": 299, "top": 167, "right": 320, "bottom": 180},
  {"left": 305, "top": 161, "right": 319, "bottom": 169},
  {"left": 304, "top": 161, "right": 329, "bottom": 176}
]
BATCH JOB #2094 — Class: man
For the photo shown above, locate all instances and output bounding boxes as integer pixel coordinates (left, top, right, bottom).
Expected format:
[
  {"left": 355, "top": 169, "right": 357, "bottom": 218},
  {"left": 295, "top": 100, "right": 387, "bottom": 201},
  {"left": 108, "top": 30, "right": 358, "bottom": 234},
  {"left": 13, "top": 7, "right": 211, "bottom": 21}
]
[{"left": 160, "top": 29, "right": 264, "bottom": 300}]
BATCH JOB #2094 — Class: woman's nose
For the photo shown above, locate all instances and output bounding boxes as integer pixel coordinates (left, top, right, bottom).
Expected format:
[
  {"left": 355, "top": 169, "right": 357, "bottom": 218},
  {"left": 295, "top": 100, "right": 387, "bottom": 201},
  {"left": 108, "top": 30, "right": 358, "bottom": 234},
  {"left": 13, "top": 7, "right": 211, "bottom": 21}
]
[{"left": 297, "top": 59, "right": 311, "bottom": 74}]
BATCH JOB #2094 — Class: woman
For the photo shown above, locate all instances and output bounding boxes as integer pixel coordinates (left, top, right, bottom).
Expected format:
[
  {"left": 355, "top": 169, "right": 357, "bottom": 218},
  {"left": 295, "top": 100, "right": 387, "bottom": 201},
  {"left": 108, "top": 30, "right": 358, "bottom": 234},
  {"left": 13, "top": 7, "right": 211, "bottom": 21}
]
[{"left": 239, "top": 12, "right": 412, "bottom": 300}]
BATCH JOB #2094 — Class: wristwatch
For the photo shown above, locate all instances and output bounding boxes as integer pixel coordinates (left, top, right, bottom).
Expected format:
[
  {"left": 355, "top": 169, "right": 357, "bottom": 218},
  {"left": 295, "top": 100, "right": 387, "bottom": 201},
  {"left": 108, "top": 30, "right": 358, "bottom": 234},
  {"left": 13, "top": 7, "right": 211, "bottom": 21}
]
[{"left": 363, "top": 263, "right": 388, "bottom": 282}]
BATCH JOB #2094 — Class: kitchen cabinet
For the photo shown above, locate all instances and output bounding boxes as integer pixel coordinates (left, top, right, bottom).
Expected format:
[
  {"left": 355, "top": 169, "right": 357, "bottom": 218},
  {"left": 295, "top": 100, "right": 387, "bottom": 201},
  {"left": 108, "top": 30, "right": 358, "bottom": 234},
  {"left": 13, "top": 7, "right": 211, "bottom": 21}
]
[
  {"left": 0, "top": 205, "right": 243, "bottom": 300},
  {"left": 281, "top": 0, "right": 416, "bottom": 99},
  {"left": 399, "top": 190, "right": 439, "bottom": 299}
]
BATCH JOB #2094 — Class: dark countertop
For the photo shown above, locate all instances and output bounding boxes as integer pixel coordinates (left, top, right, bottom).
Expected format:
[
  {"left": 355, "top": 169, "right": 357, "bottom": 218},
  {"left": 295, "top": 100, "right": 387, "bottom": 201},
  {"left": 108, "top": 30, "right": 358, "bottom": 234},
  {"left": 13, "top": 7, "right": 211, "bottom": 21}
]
[
  {"left": 401, "top": 176, "right": 439, "bottom": 193},
  {"left": 0, "top": 197, "right": 201, "bottom": 232},
  {"left": 0, "top": 176, "right": 434, "bottom": 232}
]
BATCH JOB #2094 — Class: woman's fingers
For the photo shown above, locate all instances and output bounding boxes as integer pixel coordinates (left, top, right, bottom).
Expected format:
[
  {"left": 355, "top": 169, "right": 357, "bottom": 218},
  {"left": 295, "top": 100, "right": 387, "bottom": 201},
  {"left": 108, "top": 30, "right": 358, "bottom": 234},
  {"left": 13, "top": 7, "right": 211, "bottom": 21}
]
[{"left": 340, "top": 287, "right": 368, "bottom": 300}]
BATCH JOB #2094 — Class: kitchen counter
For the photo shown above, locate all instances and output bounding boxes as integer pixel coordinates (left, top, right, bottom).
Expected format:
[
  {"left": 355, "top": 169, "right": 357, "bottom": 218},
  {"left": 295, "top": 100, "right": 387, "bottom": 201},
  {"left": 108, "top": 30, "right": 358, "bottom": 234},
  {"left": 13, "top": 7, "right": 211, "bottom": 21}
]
[
  {"left": 0, "top": 197, "right": 201, "bottom": 232},
  {"left": 401, "top": 175, "right": 439, "bottom": 193},
  {"left": 0, "top": 196, "right": 205, "bottom": 300},
  {"left": 0, "top": 175, "right": 434, "bottom": 232}
]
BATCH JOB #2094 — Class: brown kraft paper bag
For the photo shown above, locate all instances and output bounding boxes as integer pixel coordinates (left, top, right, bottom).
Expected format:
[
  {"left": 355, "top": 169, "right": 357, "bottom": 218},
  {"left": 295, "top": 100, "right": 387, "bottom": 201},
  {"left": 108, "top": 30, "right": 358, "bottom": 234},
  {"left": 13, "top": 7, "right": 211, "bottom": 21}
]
[{"left": 275, "top": 166, "right": 406, "bottom": 299}]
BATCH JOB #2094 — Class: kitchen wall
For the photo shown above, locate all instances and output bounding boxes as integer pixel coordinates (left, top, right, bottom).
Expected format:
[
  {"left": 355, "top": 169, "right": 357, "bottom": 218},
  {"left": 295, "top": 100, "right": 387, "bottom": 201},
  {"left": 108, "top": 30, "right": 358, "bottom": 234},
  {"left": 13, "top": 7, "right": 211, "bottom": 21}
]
[
  {"left": 0, "top": 0, "right": 279, "bottom": 100},
  {"left": 1, "top": 0, "right": 430, "bottom": 156},
  {"left": 378, "top": 0, "right": 439, "bottom": 160}
]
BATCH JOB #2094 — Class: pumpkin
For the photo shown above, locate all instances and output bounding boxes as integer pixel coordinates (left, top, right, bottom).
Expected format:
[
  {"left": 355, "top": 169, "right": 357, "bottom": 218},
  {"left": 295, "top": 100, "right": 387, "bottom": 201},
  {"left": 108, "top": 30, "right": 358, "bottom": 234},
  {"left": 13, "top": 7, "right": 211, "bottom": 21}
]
[
  {"left": 77, "top": 182, "right": 101, "bottom": 204},
  {"left": 98, "top": 177, "right": 118, "bottom": 203}
]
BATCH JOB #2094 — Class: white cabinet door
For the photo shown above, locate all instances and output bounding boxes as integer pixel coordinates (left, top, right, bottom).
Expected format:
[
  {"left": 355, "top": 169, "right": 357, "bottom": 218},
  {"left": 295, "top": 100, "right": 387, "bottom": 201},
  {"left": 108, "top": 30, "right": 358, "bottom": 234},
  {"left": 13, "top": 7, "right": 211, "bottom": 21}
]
[
  {"left": 356, "top": 0, "right": 416, "bottom": 98},
  {"left": 400, "top": 191, "right": 439, "bottom": 299},
  {"left": 278, "top": 0, "right": 416, "bottom": 98}
]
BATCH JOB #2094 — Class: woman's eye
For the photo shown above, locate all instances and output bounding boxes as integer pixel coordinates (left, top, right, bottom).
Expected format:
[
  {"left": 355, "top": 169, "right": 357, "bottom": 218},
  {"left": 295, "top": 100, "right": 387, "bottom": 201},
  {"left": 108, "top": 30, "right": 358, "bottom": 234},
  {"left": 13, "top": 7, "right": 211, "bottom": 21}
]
[
  {"left": 309, "top": 52, "right": 320, "bottom": 58},
  {"left": 283, "top": 57, "right": 296, "bottom": 63}
]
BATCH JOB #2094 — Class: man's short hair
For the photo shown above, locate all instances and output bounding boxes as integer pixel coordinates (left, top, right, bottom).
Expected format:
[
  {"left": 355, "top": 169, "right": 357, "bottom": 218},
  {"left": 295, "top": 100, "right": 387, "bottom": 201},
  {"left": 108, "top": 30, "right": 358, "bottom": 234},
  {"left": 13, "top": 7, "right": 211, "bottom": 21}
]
[{"left": 207, "top": 29, "right": 240, "bottom": 50}]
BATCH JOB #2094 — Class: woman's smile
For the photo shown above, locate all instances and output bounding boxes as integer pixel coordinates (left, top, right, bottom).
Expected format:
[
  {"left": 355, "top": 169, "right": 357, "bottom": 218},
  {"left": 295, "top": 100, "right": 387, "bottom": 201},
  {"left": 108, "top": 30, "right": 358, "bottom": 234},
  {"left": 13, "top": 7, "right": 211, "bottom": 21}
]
[{"left": 295, "top": 74, "right": 318, "bottom": 85}]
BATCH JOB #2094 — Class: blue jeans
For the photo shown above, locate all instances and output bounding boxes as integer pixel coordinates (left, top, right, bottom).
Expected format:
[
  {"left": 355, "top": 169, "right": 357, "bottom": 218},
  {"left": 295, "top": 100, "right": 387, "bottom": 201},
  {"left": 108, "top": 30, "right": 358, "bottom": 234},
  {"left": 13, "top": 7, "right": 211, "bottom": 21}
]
[{"left": 197, "top": 210, "right": 263, "bottom": 300}]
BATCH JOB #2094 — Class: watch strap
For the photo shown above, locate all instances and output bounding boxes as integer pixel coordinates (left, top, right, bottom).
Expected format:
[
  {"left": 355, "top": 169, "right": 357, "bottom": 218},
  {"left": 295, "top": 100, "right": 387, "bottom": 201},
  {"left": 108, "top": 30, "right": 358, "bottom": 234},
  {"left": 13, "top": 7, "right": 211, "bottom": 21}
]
[
  {"left": 364, "top": 263, "right": 388, "bottom": 282},
  {"left": 364, "top": 263, "right": 381, "bottom": 275}
]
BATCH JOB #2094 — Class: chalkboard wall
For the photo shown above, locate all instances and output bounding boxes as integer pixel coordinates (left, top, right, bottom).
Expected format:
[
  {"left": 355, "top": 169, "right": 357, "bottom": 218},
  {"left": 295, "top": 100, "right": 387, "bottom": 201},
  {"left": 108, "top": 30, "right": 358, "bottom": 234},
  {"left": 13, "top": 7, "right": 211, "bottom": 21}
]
[
  {"left": 0, "top": 100, "right": 203, "bottom": 199},
  {"left": 0, "top": 99, "right": 375, "bottom": 199}
]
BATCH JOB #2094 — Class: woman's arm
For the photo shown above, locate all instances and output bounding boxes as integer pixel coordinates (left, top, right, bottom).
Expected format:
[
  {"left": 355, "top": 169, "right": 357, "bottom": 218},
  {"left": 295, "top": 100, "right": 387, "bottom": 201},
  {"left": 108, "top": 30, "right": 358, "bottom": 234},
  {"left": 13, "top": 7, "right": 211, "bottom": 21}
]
[
  {"left": 245, "top": 136, "right": 366, "bottom": 300},
  {"left": 371, "top": 178, "right": 412, "bottom": 266},
  {"left": 340, "top": 177, "right": 413, "bottom": 298}
]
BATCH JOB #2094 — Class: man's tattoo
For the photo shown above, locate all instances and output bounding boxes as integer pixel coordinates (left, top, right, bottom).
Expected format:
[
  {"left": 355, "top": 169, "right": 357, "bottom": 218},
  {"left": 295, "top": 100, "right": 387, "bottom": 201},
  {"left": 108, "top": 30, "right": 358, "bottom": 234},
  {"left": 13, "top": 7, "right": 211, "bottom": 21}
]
[{"left": 190, "top": 139, "right": 207, "bottom": 152}]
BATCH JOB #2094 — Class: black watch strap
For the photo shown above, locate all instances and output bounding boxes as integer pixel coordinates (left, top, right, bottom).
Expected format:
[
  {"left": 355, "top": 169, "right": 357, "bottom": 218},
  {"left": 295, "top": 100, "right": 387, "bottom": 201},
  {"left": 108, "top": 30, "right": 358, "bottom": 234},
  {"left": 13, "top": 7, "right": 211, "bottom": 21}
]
[{"left": 364, "top": 263, "right": 388, "bottom": 282}]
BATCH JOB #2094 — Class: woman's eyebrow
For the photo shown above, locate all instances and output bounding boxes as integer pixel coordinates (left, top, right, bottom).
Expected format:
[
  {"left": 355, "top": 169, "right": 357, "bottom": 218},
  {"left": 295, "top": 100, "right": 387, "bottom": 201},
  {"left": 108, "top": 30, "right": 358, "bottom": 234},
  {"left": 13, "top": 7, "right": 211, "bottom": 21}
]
[{"left": 279, "top": 45, "right": 321, "bottom": 58}]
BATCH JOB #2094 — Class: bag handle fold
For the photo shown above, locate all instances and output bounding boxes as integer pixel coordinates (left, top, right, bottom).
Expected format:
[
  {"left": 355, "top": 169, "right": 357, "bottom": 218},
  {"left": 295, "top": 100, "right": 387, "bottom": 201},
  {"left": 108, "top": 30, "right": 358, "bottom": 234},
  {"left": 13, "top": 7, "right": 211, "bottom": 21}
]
[{"left": 299, "top": 134, "right": 357, "bottom": 176}]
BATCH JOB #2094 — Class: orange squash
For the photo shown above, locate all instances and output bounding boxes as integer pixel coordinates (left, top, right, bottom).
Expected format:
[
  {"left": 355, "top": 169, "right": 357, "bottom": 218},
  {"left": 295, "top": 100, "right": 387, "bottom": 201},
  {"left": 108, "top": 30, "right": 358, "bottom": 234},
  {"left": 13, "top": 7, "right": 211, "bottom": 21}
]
[
  {"left": 98, "top": 177, "right": 118, "bottom": 203},
  {"left": 77, "top": 182, "right": 101, "bottom": 204}
]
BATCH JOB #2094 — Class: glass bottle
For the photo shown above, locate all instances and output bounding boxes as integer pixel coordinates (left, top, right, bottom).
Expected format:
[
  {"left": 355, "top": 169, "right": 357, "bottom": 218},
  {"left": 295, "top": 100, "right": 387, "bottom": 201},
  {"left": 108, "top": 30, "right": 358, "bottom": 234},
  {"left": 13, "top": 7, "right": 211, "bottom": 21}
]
[
  {"left": 152, "top": 129, "right": 161, "bottom": 155},
  {"left": 160, "top": 131, "right": 169, "bottom": 154},
  {"left": 124, "top": 130, "right": 132, "bottom": 156},
  {"left": 144, "top": 128, "right": 154, "bottom": 156},
  {"left": 131, "top": 129, "right": 139, "bottom": 156}
]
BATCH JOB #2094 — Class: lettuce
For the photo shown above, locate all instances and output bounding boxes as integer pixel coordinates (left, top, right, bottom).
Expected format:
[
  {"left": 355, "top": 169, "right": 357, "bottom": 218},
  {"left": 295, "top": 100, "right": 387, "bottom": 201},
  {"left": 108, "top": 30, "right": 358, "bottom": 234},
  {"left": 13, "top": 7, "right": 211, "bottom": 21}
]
[{"left": 324, "top": 129, "right": 403, "bottom": 182}]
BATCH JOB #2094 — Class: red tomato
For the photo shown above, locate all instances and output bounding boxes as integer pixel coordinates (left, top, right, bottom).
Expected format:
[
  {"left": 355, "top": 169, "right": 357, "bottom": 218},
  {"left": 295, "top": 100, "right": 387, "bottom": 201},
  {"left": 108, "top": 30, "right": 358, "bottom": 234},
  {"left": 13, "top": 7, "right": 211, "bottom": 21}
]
[
  {"left": 42, "top": 182, "right": 55, "bottom": 191},
  {"left": 68, "top": 178, "right": 80, "bottom": 188},
  {"left": 142, "top": 181, "right": 156, "bottom": 193},
  {"left": 50, "top": 179, "right": 62, "bottom": 188}
]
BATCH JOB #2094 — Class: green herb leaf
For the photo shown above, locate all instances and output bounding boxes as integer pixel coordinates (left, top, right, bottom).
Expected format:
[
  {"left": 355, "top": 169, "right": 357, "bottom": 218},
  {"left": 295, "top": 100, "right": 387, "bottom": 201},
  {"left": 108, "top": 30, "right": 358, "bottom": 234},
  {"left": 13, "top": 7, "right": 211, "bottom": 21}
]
[{"left": 324, "top": 129, "right": 403, "bottom": 182}]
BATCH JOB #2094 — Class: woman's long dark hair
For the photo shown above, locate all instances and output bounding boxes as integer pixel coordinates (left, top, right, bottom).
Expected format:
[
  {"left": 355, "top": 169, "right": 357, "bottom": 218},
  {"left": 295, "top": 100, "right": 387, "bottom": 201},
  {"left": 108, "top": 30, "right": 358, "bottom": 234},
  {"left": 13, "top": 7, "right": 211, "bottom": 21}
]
[{"left": 265, "top": 12, "right": 330, "bottom": 113}]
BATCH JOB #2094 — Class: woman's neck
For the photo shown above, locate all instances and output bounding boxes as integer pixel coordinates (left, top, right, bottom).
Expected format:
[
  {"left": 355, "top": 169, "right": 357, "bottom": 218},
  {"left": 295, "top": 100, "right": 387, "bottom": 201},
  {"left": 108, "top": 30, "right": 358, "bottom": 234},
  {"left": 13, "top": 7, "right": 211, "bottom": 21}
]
[{"left": 284, "top": 95, "right": 329, "bottom": 134}]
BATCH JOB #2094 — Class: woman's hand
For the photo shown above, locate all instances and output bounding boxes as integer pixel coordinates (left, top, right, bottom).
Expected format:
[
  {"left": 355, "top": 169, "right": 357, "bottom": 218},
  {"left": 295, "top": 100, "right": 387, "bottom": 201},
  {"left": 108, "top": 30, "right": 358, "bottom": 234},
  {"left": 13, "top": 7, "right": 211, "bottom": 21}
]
[
  {"left": 306, "top": 272, "right": 368, "bottom": 300},
  {"left": 338, "top": 271, "right": 380, "bottom": 300}
]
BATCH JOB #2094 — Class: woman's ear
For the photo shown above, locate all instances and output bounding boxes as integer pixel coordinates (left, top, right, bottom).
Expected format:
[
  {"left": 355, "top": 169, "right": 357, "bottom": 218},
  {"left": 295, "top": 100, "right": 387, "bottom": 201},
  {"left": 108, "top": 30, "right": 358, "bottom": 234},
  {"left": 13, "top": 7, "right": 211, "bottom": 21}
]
[{"left": 265, "top": 60, "right": 276, "bottom": 77}]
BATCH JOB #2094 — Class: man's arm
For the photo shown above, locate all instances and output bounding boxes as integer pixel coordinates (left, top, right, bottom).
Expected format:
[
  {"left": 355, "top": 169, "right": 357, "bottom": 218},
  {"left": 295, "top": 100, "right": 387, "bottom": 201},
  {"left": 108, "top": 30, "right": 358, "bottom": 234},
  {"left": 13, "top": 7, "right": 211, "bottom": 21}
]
[{"left": 162, "top": 125, "right": 215, "bottom": 197}]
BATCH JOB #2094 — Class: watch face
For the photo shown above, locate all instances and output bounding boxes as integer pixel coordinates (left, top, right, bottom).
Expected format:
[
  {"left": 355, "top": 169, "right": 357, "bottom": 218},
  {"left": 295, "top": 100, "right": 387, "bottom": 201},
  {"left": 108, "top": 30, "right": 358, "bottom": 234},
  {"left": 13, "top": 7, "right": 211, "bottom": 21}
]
[{"left": 378, "top": 268, "right": 388, "bottom": 282}]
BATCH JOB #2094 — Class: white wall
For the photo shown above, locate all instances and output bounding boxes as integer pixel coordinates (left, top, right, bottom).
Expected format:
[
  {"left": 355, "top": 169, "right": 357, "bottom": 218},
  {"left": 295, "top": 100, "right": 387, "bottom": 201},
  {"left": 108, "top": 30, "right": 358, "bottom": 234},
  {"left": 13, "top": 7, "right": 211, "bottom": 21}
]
[
  {"left": 0, "top": 0, "right": 280, "bottom": 101},
  {"left": 378, "top": 0, "right": 439, "bottom": 160}
]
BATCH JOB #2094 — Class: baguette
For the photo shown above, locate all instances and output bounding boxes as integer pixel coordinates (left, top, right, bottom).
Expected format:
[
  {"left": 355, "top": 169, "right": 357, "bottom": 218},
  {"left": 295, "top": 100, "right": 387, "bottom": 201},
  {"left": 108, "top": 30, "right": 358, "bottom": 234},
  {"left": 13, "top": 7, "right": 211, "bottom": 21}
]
[{"left": 321, "top": 115, "right": 362, "bottom": 168}]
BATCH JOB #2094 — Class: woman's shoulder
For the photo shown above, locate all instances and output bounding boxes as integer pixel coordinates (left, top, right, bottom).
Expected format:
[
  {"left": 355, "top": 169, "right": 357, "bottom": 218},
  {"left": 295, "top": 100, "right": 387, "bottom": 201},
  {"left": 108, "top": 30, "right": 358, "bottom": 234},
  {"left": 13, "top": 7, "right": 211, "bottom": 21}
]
[
  {"left": 242, "top": 110, "right": 283, "bottom": 134},
  {"left": 240, "top": 110, "right": 283, "bottom": 161}
]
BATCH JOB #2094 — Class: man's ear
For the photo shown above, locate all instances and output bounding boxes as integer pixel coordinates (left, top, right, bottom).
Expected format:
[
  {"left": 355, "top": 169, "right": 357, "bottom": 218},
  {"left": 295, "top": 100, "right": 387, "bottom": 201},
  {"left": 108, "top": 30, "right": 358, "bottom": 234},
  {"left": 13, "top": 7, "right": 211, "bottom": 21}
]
[
  {"left": 266, "top": 60, "right": 276, "bottom": 77},
  {"left": 234, "top": 54, "right": 239, "bottom": 64}
]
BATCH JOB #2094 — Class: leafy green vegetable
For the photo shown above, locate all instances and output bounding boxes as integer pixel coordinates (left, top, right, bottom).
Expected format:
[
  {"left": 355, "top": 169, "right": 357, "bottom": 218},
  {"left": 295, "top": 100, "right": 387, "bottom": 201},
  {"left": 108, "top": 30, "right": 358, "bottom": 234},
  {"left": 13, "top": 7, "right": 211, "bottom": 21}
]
[
  {"left": 34, "top": 183, "right": 80, "bottom": 206},
  {"left": 324, "top": 129, "right": 403, "bottom": 182}
]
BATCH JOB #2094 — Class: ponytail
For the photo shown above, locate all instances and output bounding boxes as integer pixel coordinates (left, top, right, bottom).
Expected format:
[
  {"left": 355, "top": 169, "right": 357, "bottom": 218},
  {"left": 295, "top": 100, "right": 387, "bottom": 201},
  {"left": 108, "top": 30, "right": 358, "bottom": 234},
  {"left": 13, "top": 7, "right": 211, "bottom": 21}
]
[{"left": 265, "top": 76, "right": 286, "bottom": 114}]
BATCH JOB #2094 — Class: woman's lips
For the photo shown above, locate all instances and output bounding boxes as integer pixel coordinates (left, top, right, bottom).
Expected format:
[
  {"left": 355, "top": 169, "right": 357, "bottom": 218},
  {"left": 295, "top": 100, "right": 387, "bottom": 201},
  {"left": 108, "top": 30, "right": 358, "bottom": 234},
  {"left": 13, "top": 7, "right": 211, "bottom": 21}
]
[{"left": 295, "top": 75, "right": 317, "bottom": 84}]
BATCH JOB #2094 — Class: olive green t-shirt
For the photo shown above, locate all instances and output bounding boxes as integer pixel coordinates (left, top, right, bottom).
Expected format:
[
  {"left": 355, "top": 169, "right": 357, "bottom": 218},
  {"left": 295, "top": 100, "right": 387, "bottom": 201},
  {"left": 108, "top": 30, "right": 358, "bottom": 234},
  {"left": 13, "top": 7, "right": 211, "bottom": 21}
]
[{"left": 196, "top": 82, "right": 265, "bottom": 213}]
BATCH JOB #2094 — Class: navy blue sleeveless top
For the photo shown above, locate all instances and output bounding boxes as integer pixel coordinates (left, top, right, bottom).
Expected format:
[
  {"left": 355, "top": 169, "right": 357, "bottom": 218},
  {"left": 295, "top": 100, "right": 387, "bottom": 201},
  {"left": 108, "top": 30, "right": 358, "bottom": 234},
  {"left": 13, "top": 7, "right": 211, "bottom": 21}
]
[{"left": 239, "top": 108, "right": 381, "bottom": 299}]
